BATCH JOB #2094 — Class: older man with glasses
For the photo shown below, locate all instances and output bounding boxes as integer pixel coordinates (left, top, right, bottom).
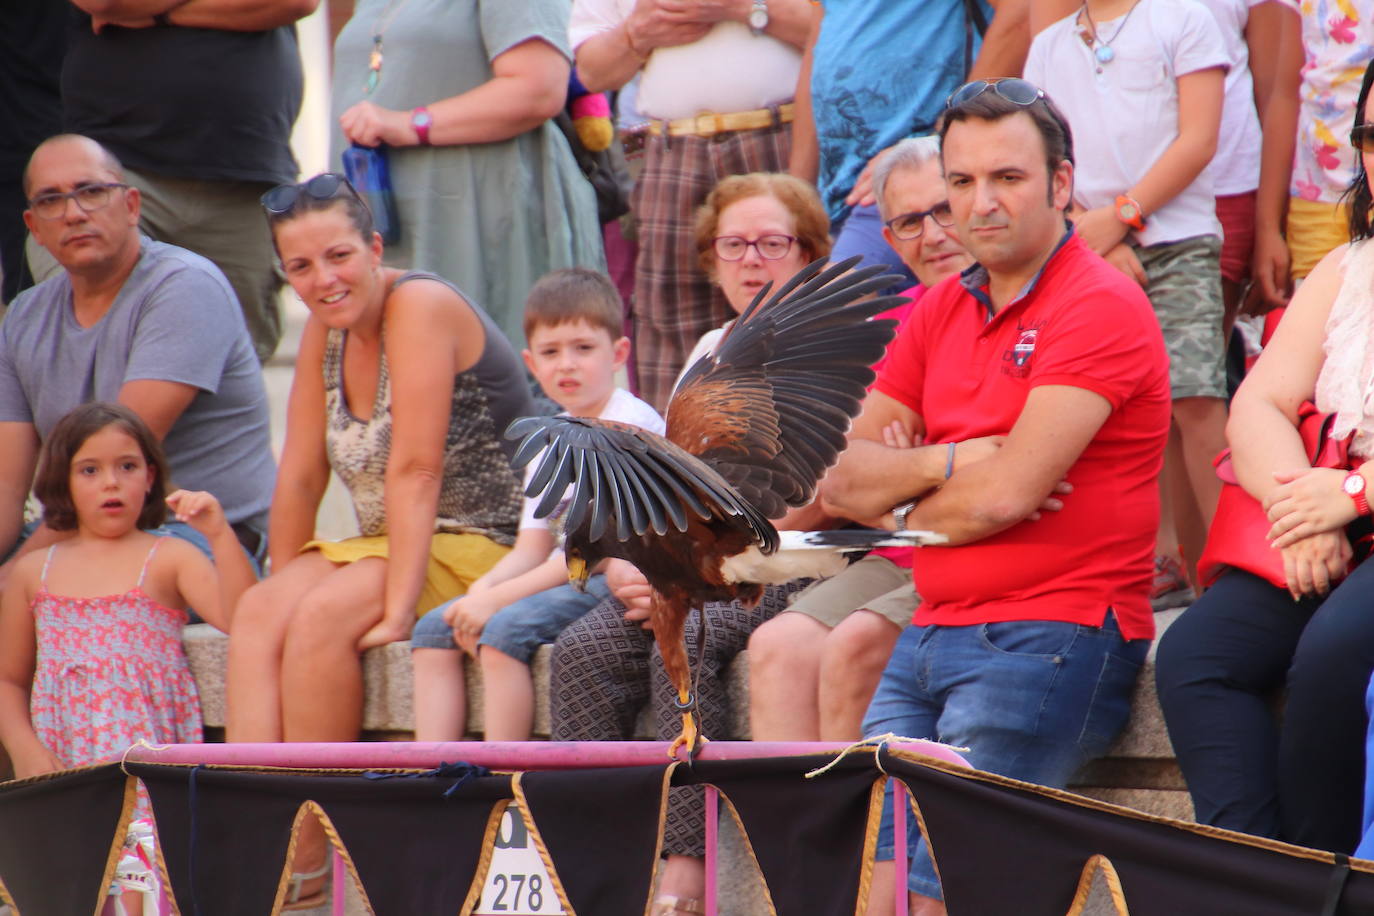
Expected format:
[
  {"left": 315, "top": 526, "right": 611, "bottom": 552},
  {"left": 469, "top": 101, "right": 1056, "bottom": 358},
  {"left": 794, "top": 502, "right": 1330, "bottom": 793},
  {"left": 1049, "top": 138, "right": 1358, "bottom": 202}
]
[
  {"left": 821, "top": 81, "right": 1171, "bottom": 915},
  {"left": 747, "top": 136, "right": 976, "bottom": 748},
  {"left": 0, "top": 134, "right": 274, "bottom": 586}
]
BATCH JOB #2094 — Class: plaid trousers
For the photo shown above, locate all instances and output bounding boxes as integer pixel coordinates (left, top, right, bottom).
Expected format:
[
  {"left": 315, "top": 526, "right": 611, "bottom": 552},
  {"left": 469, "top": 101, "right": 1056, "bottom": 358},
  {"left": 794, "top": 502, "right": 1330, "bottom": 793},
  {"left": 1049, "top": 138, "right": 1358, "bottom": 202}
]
[{"left": 629, "top": 121, "right": 793, "bottom": 413}]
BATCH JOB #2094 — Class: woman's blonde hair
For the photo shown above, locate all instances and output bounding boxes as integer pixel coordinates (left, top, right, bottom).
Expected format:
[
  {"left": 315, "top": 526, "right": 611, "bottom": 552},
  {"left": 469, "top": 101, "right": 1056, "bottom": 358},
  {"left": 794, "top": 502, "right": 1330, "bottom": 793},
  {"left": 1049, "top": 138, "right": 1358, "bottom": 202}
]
[{"left": 693, "top": 173, "right": 832, "bottom": 278}]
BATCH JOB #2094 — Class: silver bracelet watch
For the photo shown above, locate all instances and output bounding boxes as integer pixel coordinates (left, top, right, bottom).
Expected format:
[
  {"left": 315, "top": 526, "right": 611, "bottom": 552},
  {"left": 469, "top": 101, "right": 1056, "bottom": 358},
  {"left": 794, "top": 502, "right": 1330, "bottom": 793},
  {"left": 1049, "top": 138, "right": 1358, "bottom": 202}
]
[{"left": 749, "top": 0, "right": 769, "bottom": 34}]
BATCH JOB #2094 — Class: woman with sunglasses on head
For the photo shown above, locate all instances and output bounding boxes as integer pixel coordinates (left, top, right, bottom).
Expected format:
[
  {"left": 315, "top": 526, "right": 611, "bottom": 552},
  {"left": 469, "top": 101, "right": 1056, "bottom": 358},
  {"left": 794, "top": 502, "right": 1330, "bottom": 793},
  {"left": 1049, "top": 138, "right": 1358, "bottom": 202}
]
[
  {"left": 331, "top": 0, "right": 603, "bottom": 352},
  {"left": 228, "top": 173, "right": 532, "bottom": 907},
  {"left": 1156, "top": 59, "right": 1374, "bottom": 855}
]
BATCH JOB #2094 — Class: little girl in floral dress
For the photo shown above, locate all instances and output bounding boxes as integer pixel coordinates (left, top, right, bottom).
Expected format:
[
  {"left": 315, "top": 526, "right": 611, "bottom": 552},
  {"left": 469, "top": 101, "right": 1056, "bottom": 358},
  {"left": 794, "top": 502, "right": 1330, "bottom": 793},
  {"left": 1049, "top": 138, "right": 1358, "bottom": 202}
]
[{"left": 0, "top": 402, "right": 255, "bottom": 785}]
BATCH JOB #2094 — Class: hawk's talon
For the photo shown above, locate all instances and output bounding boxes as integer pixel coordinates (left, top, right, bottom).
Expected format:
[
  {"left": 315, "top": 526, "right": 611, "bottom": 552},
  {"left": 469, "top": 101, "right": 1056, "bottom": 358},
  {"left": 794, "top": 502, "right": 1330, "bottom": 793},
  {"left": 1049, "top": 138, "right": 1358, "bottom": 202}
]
[{"left": 668, "top": 712, "right": 708, "bottom": 760}]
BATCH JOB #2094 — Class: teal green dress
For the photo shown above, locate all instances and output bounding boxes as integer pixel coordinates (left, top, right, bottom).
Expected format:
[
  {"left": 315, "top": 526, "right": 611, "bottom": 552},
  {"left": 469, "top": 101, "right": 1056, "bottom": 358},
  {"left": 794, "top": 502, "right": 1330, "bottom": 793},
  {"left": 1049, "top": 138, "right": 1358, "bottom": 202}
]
[{"left": 332, "top": 0, "right": 605, "bottom": 348}]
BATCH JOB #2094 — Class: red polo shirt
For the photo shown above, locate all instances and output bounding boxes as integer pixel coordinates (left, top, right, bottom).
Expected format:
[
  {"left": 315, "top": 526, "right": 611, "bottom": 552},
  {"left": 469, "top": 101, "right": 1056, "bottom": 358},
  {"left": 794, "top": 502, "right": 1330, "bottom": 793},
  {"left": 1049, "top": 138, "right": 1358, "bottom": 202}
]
[{"left": 874, "top": 233, "right": 1170, "bottom": 640}]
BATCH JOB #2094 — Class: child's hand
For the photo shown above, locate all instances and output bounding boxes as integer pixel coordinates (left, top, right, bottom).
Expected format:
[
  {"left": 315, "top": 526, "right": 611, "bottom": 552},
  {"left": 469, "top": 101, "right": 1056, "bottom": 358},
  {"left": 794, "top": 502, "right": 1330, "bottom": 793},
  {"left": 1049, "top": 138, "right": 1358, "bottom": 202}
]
[
  {"left": 166, "top": 490, "right": 228, "bottom": 539},
  {"left": 449, "top": 593, "right": 502, "bottom": 656},
  {"left": 1073, "top": 206, "right": 1131, "bottom": 257},
  {"left": 1103, "top": 243, "right": 1147, "bottom": 287}
]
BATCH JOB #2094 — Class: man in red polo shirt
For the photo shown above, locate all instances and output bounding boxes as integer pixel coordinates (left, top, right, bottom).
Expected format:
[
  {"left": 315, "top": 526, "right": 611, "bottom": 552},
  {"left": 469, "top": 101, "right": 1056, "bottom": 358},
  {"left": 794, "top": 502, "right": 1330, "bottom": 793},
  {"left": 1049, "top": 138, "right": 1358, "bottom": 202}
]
[{"left": 821, "top": 80, "right": 1170, "bottom": 915}]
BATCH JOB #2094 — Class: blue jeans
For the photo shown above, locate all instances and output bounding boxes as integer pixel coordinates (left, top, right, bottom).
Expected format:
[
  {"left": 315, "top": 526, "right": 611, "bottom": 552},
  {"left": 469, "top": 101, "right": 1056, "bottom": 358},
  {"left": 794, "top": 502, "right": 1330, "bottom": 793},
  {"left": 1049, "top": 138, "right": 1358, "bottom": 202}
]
[
  {"left": 831, "top": 202, "right": 916, "bottom": 296},
  {"left": 411, "top": 575, "right": 612, "bottom": 664},
  {"left": 863, "top": 613, "right": 1147, "bottom": 899}
]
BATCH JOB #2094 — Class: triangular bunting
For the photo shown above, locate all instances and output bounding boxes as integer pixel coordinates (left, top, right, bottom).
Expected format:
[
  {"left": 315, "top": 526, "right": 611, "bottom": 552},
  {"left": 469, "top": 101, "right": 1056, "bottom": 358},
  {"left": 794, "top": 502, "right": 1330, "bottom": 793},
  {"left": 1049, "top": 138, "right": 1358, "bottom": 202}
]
[
  {"left": 675, "top": 753, "right": 882, "bottom": 916},
  {"left": 516, "top": 763, "right": 672, "bottom": 915},
  {"left": 883, "top": 749, "right": 1374, "bottom": 915},
  {"left": 129, "top": 761, "right": 514, "bottom": 915},
  {"left": 0, "top": 763, "right": 131, "bottom": 916},
  {"left": 319, "top": 767, "right": 510, "bottom": 915}
]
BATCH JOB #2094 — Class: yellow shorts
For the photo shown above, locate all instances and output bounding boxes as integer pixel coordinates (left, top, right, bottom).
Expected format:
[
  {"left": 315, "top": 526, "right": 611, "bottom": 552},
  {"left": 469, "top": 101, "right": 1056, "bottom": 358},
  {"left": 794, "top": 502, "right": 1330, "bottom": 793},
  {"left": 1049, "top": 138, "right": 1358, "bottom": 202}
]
[
  {"left": 1287, "top": 197, "right": 1351, "bottom": 280},
  {"left": 302, "top": 532, "right": 511, "bottom": 616}
]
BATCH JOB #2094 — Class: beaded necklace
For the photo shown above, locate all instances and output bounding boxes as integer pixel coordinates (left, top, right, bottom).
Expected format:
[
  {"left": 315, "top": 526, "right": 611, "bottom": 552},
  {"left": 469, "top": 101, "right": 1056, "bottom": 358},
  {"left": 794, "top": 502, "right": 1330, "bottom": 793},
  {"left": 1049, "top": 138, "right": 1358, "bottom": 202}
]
[{"left": 366, "top": 0, "right": 411, "bottom": 95}]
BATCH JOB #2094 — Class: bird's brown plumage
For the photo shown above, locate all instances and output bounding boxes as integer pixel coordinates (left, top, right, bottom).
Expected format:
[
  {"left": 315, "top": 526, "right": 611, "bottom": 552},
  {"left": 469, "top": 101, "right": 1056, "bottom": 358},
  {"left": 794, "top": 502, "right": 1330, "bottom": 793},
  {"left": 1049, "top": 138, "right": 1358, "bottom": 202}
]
[{"left": 507, "top": 257, "right": 905, "bottom": 755}]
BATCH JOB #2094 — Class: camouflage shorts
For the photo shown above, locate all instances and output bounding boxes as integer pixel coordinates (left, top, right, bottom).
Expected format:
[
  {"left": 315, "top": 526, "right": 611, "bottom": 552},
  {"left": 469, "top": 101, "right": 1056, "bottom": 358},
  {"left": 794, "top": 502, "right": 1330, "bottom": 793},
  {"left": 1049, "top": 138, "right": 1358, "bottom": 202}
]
[{"left": 1136, "top": 234, "right": 1226, "bottom": 400}]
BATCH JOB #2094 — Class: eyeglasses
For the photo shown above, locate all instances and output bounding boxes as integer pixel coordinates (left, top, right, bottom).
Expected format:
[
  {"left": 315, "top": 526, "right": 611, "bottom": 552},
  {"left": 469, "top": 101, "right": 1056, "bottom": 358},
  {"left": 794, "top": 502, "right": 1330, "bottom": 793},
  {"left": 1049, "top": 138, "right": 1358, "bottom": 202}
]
[
  {"left": 712, "top": 234, "right": 798, "bottom": 261},
  {"left": 261, "top": 172, "right": 360, "bottom": 214},
  {"left": 946, "top": 78, "right": 1046, "bottom": 110},
  {"left": 27, "top": 183, "right": 129, "bottom": 221},
  {"left": 884, "top": 202, "right": 955, "bottom": 240},
  {"left": 1351, "top": 124, "right": 1374, "bottom": 152}
]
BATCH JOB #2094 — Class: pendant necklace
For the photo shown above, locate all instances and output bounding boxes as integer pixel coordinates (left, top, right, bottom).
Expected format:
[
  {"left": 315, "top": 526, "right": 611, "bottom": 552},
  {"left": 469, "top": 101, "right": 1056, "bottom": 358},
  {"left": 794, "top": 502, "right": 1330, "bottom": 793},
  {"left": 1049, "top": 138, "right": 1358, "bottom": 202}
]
[
  {"left": 366, "top": 0, "right": 411, "bottom": 95},
  {"left": 1081, "top": 1, "right": 1140, "bottom": 72}
]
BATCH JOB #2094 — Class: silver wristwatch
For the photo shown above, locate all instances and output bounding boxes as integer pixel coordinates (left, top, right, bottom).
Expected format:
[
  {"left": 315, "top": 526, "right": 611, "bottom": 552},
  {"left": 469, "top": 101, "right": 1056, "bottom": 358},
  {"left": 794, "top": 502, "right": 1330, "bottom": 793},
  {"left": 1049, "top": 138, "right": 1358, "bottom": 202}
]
[
  {"left": 749, "top": 0, "right": 769, "bottom": 34},
  {"left": 892, "top": 500, "right": 918, "bottom": 532}
]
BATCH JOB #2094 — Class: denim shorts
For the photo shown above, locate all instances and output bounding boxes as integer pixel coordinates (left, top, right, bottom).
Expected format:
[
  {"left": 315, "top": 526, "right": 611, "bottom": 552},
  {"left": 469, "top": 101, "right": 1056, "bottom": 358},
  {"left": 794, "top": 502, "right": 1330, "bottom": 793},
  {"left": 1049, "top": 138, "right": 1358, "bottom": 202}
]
[
  {"left": 863, "top": 612, "right": 1148, "bottom": 899},
  {"left": 410, "top": 574, "right": 612, "bottom": 664}
]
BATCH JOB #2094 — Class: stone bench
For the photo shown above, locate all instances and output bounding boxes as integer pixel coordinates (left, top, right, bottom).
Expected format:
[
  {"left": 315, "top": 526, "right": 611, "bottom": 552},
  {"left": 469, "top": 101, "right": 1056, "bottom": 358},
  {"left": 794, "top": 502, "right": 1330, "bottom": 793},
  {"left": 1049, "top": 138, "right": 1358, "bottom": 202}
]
[{"left": 183, "top": 607, "right": 1192, "bottom": 821}]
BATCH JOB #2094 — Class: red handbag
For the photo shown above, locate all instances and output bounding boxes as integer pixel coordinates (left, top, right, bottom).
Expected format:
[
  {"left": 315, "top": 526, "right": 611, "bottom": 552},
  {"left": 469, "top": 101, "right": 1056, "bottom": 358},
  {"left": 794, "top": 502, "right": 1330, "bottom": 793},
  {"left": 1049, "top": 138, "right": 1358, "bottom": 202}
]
[{"left": 1198, "top": 402, "right": 1354, "bottom": 589}]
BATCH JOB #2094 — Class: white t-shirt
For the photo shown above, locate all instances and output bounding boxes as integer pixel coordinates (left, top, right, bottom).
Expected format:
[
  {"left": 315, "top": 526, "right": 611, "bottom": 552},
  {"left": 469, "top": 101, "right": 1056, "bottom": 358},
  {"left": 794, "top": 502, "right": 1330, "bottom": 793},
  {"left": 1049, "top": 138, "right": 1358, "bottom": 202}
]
[
  {"left": 1196, "top": 0, "right": 1264, "bottom": 195},
  {"left": 519, "top": 387, "right": 666, "bottom": 531},
  {"left": 675, "top": 323, "right": 731, "bottom": 392},
  {"left": 570, "top": 0, "right": 800, "bottom": 120},
  {"left": 1025, "top": 0, "right": 1230, "bottom": 246}
]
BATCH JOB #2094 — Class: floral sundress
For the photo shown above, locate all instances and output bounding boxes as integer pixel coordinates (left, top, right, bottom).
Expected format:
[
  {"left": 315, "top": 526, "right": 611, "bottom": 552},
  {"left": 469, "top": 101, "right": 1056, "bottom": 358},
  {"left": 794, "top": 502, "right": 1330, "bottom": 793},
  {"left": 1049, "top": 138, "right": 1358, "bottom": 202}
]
[{"left": 28, "top": 540, "right": 202, "bottom": 773}]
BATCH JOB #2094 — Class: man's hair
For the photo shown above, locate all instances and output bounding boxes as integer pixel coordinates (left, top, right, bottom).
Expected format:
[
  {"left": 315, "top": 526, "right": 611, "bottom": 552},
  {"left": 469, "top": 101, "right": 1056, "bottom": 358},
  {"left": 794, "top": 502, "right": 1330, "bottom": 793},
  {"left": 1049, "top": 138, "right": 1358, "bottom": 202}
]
[
  {"left": 35, "top": 402, "right": 168, "bottom": 533},
  {"left": 694, "top": 172, "right": 832, "bottom": 276},
  {"left": 23, "top": 134, "right": 126, "bottom": 199},
  {"left": 1344, "top": 58, "right": 1374, "bottom": 242},
  {"left": 523, "top": 268, "right": 624, "bottom": 341},
  {"left": 873, "top": 136, "right": 943, "bottom": 221},
  {"left": 938, "top": 89, "right": 1075, "bottom": 209}
]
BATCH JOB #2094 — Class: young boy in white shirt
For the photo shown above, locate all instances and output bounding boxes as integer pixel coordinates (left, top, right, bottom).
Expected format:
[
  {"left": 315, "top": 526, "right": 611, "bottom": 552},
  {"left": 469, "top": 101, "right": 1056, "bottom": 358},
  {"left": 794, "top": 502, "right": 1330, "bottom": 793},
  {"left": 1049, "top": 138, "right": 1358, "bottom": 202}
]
[
  {"left": 410, "top": 268, "right": 664, "bottom": 741},
  {"left": 1025, "top": 6, "right": 1229, "bottom": 607}
]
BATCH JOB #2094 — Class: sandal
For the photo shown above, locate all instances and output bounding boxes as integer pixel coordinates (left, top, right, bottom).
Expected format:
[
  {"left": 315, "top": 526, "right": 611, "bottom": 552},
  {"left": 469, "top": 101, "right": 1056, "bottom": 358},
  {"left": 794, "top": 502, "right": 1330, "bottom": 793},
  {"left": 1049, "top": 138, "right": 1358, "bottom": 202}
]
[
  {"left": 651, "top": 895, "right": 704, "bottom": 915},
  {"left": 281, "top": 860, "right": 331, "bottom": 911}
]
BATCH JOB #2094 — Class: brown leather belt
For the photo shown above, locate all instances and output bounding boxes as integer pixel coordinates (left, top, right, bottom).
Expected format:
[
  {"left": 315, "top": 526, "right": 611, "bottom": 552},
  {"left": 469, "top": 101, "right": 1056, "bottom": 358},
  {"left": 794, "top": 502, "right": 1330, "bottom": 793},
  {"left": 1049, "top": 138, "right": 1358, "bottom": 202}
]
[{"left": 647, "top": 102, "right": 794, "bottom": 138}]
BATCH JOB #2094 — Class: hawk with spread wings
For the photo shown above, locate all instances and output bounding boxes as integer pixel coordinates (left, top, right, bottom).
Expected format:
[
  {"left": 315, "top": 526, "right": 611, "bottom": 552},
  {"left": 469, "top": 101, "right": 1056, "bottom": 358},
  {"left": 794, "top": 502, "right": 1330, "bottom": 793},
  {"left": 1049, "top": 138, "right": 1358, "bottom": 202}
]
[{"left": 507, "top": 258, "right": 944, "bottom": 756}]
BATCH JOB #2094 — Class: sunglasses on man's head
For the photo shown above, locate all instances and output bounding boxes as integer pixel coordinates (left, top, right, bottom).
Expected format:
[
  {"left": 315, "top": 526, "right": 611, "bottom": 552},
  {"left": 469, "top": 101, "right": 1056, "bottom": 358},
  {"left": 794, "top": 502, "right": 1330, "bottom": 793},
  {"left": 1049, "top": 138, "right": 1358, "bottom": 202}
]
[
  {"left": 1352, "top": 124, "right": 1374, "bottom": 152},
  {"left": 261, "top": 172, "right": 360, "bottom": 214},
  {"left": 946, "top": 78, "right": 1046, "bottom": 110}
]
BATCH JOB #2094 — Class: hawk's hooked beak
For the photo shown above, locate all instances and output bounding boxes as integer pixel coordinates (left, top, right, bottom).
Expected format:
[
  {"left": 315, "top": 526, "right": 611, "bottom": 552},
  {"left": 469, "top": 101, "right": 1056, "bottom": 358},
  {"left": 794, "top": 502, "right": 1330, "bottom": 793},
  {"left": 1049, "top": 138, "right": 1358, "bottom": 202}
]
[{"left": 567, "top": 554, "right": 589, "bottom": 591}]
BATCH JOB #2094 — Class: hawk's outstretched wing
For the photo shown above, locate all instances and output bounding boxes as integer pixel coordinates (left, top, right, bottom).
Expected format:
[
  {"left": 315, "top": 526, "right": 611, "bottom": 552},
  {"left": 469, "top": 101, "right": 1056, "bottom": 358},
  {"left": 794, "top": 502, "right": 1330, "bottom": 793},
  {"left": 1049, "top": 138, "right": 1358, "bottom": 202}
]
[
  {"left": 506, "top": 256, "right": 905, "bottom": 553},
  {"left": 505, "top": 415, "right": 777, "bottom": 551},
  {"left": 668, "top": 256, "right": 905, "bottom": 518}
]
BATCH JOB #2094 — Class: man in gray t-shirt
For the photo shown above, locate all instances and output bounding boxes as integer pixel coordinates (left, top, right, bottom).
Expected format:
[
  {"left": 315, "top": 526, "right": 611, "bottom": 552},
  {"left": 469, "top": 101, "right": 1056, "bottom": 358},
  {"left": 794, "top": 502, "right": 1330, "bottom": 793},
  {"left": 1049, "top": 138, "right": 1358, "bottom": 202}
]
[{"left": 0, "top": 134, "right": 274, "bottom": 582}]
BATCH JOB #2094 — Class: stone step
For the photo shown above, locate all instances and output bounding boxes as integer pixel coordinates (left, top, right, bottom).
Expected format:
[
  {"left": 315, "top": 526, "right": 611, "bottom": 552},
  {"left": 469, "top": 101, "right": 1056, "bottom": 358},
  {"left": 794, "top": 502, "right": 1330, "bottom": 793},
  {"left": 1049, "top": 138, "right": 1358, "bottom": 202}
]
[{"left": 184, "top": 607, "right": 1189, "bottom": 805}]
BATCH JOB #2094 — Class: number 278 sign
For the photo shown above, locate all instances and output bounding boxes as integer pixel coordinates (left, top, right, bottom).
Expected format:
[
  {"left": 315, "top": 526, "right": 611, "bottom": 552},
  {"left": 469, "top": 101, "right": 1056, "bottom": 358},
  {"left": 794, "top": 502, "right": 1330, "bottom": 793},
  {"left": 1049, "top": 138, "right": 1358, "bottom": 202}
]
[{"left": 474, "top": 805, "right": 565, "bottom": 915}]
